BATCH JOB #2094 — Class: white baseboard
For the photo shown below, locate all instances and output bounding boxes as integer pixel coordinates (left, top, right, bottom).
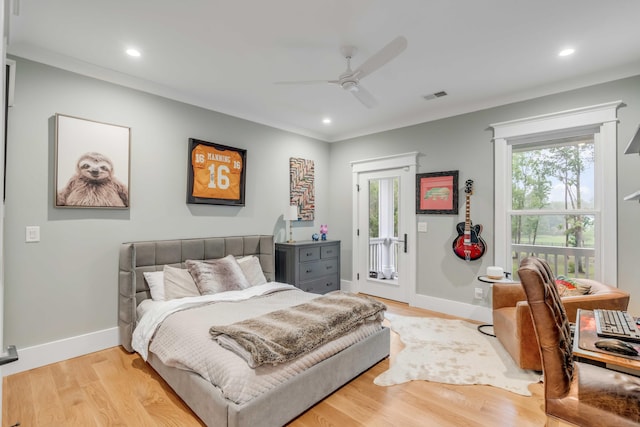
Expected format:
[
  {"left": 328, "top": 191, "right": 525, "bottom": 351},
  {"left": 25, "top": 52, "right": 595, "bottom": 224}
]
[
  {"left": 410, "top": 293, "right": 492, "bottom": 323},
  {"left": 2, "top": 327, "right": 119, "bottom": 376},
  {"left": 340, "top": 279, "right": 353, "bottom": 293},
  {"left": 343, "top": 278, "right": 492, "bottom": 323}
]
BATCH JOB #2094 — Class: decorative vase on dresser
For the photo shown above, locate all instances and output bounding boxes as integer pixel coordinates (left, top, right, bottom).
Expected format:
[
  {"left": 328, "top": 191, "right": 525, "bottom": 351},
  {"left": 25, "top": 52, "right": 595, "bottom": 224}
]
[{"left": 275, "top": 240, "right": 341, "bottom": 294}]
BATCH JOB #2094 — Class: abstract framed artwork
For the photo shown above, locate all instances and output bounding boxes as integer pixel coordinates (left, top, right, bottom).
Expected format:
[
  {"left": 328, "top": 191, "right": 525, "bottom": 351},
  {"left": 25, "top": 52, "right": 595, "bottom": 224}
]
[
  {"left": 290, "top": 157, "right": 315, "bottom": 220},
  {"left": 416, "top": 170, "right": 459, "bottom": 214},
  {"left": 187, "top": 138, "right": 247, "bottom": 206},
  {"left": 55, "top": 113, "right": 130, "bottom": 208}
]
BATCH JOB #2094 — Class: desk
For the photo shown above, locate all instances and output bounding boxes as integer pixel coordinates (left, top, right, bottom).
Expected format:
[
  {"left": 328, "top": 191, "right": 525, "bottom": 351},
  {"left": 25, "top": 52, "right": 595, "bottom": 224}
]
[{"left": 573, "top": 309, "right": 640, "bottom": 375}]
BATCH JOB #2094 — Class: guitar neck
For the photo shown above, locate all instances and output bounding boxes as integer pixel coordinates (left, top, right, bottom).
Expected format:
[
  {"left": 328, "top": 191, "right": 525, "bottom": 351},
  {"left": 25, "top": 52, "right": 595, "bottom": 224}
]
[{"left": 464, "top": 194, "right": 471, "bottom": 243}]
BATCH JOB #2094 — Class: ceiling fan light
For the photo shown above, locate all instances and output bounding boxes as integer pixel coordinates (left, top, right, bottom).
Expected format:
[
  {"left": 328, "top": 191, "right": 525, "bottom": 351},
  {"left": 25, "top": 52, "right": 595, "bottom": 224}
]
[{"left": 343, "top": 81, "right": 359, "bottom": 92}]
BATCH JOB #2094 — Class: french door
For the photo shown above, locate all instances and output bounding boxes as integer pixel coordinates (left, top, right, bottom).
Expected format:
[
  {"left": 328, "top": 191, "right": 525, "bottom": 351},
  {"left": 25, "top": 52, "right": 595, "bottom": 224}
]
[{"left": 351, "top": 153, "right": 417, "bottom": 303}]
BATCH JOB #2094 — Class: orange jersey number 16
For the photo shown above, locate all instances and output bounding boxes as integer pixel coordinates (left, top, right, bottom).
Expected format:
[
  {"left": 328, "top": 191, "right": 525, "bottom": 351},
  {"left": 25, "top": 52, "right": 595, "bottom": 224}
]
[{"left": 192, "top": 144, "right": 243, "bottom": 200}]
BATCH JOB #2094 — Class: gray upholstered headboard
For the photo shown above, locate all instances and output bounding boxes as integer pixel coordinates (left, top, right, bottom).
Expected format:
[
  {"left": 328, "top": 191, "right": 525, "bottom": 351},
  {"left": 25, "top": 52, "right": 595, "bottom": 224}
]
[{"left": 118, "top": 235, "right": 275, "bottom": 352}]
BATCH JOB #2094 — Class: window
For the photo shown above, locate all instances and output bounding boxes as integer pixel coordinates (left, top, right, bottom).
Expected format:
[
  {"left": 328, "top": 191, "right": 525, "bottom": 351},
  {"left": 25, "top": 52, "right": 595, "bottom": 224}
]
[{"left": 491, "top": 101, "right": 621, "bottom": 283}]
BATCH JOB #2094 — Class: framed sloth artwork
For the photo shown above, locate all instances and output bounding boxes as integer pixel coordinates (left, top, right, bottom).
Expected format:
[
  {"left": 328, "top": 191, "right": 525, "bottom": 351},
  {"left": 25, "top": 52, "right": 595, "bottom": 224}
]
[{"left": 55, "top": 114, "right": 131, "bottom": 209}]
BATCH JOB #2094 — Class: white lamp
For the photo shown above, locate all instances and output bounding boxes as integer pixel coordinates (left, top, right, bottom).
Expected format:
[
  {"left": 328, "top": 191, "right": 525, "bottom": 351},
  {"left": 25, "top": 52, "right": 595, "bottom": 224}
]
[{"left": 284, "top": 205, "right": 298, "bottom": 243}]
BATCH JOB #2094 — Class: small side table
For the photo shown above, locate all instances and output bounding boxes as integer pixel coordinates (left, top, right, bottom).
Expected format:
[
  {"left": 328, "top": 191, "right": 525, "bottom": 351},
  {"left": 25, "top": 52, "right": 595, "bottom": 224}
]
[
  {"left": 475, "top": 274, "right": 518, "bottom": 338},
  {"left": 477, "top": 273, "right": 518, "bottom": 285}
]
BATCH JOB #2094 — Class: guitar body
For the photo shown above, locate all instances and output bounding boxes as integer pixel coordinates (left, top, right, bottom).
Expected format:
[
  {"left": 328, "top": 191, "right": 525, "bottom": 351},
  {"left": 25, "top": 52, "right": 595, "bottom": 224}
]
[
  {"left": 452, "top": 179, "right": 487, "bottom": 261},
  {"left": 452, "top": 222, "right": 486, "bottom": 261}
]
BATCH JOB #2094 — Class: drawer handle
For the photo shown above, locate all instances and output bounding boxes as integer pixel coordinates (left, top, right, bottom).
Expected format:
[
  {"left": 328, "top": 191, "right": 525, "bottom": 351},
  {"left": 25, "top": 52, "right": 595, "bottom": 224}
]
[
  {"left": 326, "top": 282, "right": 333, "bottom": 287},
  {"left": 306, "top": 252, "right": 313, "bottom": 256},
  {"left": 306, "top": 269, "right": 312, "bottom": 273},
  {"left": 326, "top": 265, "right": 333, "bottom": 270},
  {"left": 326, "top": 250, "right": 333, "bottom": 254}
]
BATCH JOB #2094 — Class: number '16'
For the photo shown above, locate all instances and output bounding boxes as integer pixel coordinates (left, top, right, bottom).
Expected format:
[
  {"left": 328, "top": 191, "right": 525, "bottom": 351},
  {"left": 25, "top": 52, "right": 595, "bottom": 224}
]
[{"left": 208, "top": 164, "right": 230, "bottom": 189}]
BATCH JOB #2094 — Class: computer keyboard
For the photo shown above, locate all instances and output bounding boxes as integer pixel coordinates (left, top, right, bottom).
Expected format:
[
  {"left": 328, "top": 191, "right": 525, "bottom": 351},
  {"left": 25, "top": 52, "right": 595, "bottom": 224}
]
[{"left": 594, "top": 309, "right": 640, "bottom": 343}]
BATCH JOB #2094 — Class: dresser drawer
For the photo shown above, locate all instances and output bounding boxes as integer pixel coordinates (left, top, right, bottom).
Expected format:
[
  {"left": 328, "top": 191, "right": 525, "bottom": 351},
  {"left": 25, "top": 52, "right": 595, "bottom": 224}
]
[
  {"left": 298, "top": 246, "right": 320, "bottom": 262},
  {"left": 299, "top": 258, "right": 338, "bottom": 281},
  {"left": 298, "top": 276, "right": 340, "bottom": 294},
  {"left": 321, "top": 244, "right": 338, "bottom": 259}
]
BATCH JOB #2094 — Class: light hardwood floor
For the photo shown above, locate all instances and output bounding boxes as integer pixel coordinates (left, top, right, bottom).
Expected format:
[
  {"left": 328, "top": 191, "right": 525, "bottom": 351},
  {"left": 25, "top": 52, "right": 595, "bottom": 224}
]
[{"left": 2, "top": 298, "right": 566, "bottom": 427}]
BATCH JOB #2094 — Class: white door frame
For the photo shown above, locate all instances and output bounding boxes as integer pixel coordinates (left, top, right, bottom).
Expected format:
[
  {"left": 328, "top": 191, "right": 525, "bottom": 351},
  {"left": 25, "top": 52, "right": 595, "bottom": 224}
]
[
  {"left": 350, "top": 152, "right": 418, "bottom": 302},
  {"left": 1, "top": 0, "right": 9, "bottom": 408}
]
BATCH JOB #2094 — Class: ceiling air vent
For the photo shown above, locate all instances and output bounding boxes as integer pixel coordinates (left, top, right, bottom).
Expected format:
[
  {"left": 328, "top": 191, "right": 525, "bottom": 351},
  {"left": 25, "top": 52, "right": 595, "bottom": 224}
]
[{"left": 423, "top": 91, "right": 448, "bottom": 101}]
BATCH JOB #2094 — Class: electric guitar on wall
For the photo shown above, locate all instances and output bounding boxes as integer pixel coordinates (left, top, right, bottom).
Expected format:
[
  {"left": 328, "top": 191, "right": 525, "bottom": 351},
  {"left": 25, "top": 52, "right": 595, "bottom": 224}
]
[{"left": 452, "top": 179, "right": 486, "bottom": 261}]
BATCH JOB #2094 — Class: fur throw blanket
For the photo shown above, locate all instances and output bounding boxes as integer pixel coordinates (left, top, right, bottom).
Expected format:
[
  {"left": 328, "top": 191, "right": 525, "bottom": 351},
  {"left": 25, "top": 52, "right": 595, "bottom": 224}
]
[{"left": 209, "top": 291, "right": 386, "bottom": 368}]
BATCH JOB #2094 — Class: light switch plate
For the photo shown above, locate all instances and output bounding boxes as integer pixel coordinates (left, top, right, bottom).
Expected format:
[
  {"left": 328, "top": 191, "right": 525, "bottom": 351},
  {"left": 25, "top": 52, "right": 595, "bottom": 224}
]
[
  {"left": 417, "top": 222, "right": 428, "bottom": 232},
  {"left": 26, "top": 226, "right": 40, "bottom": 242}
]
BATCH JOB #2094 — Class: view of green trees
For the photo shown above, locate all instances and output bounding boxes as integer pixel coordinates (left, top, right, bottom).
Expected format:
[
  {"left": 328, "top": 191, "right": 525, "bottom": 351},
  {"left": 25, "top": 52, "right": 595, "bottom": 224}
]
[
  {"left": 369, "top": 178, "right": 399, "bottom": 238},
  {"left": 512, "top": 137, "right": 595, "bottom": 273}
]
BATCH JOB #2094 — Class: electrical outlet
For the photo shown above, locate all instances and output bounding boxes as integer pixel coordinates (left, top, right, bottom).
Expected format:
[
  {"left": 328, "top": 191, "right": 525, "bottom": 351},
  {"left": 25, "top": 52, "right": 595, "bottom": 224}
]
[
  {"left": 474, "top": 287, "right": 484, "bottom": 299},
  {"left": 418, "top": 222, "right": 428, "bottom": 232}
]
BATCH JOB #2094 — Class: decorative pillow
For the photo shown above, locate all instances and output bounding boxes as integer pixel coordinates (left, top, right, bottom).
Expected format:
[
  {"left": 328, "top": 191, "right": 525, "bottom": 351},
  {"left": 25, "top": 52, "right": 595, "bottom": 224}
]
[
  {"left": 142, "top": 271, "right": 165, "bottom": 301},
  {"left": 556, "top": 275, "right": 591, "bottom": 297},
  {"left": 237, "top": 255, "right": 268, "bottom": 286},
  {"left": 163, "top": 265, "right": 200, "bottom": 300},
  {"left": 186, "top": 255, "right": 251, "bottom": 295}
]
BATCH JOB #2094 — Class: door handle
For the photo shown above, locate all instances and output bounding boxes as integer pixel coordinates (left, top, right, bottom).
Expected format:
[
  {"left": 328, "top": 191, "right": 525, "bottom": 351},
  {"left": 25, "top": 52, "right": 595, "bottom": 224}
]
[{"left": 395, "top": 234, "right": 408, "bottom": 253}]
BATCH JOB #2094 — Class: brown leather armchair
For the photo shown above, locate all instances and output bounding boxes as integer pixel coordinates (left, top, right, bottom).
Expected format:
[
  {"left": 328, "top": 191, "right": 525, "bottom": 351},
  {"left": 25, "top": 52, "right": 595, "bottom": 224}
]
[
  {"left": 493, "top": 276, "right": 630, "bottom": 370},
  {"left": 518, "top": 257, "right": 640, "bottom": 427}
]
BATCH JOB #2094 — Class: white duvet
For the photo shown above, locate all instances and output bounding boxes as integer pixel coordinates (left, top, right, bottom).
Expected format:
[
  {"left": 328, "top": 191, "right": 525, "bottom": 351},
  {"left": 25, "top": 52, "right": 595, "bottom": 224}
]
[{"left": 132, "top": 282, "right": 297, "bottom": 360}]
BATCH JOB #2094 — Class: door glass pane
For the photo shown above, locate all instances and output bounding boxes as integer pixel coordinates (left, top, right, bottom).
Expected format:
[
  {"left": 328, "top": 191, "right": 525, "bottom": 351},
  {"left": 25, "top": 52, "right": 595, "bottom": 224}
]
[{"left": 368, "top": 177, "right": 399, "bottom": 280}]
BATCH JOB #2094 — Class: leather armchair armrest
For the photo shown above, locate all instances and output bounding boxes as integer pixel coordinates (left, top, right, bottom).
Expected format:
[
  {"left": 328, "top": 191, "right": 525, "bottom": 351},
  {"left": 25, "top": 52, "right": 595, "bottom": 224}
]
[
  {"left": 560, "top": 278, "right": 630, "bottom": 322},
  {"left": 561, "top": 294, "right": 630, "bottom": 322},
  {"left": 493, "top": 282, "right": 527, "bottom": 310}
]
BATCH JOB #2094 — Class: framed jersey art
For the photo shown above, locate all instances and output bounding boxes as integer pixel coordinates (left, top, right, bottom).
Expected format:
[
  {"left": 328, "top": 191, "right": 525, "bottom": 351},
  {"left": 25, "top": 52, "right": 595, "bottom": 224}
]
[{"left": 187, "top": 138, "right": 247, "bottom": 206}]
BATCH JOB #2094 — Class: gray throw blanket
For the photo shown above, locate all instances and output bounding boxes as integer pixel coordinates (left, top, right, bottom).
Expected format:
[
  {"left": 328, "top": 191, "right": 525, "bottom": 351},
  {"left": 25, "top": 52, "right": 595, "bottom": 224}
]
[{"left": 209, "top": 291, "right": 386, "bottom": 368}]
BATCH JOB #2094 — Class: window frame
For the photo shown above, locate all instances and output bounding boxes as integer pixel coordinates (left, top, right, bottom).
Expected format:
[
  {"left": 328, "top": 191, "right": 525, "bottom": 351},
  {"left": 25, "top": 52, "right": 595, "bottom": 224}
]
[{"left": 491, "top": 101, "right": 621, "bottom": 284}]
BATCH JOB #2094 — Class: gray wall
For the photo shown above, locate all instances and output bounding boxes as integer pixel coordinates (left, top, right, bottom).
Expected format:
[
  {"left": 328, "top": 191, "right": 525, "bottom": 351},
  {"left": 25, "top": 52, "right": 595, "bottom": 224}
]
[
  {"left": 329, "top": 75, "right": 640, "bottom": 314},
  {"left": 5, "top": 56, "right": 640, "bottom": 350},
  {"left": 4, "top": 58, "right": 330, "bottom": 348}
]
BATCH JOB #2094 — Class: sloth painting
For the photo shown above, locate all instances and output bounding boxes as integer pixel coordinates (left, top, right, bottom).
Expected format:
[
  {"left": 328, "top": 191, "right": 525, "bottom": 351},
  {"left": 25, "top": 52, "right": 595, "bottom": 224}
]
[{"left": 57, "top": 152, "right": 129, "bottom": 207}]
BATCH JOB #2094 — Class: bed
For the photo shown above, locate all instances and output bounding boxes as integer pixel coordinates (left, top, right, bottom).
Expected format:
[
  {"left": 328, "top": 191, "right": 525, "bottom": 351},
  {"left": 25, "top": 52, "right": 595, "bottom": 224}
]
[{"left": 118, "top": 235, "right": 390, "bottom": 427}]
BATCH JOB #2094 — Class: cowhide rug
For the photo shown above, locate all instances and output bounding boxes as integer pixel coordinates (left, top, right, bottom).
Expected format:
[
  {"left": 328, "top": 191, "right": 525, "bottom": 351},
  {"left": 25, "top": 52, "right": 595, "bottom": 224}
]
[{"left": 374, "top": 314, "right": 540, "bottom": 396}]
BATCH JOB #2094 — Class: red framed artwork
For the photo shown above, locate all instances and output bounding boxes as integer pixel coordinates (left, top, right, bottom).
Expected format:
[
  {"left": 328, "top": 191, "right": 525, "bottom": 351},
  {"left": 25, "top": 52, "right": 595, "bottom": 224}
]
[{"left": 416, "top": 170, "right": 459, "bottom": 214}]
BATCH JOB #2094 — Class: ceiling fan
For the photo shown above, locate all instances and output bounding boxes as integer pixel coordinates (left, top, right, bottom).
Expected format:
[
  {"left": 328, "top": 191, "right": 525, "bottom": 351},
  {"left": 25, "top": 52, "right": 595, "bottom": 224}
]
[{"left": 275, "top": 36, "right": 408, "bottom": 108}]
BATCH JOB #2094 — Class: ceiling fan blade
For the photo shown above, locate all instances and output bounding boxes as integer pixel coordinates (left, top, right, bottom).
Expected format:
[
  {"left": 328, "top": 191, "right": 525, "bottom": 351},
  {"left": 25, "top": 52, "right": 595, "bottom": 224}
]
[
  {"left": 353, "top": 36, "right": 407, "bottom": 80},
  {"left": 274, "top": 80, "right": 339, "bottom": 85},
  {"left": 351, "top": 85, "right": 377, "bottom": 108}
]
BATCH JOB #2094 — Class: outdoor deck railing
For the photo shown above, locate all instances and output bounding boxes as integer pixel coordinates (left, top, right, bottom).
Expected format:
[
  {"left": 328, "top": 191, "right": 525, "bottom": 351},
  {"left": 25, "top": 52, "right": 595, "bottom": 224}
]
[
  {"left": 368, "top": 241, "right": 595, "bottom": 280},
  {"left": 368, "top": 237, "right": 401, "bottom": 278},
  {"left": 511, "top": 243, "right": 596, "bottom": 279}
]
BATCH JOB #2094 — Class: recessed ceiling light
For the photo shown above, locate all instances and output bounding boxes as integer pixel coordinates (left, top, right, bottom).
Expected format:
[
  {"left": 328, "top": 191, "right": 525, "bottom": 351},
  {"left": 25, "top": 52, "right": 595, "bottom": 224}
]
[
  {"left": 558, "top": 48, "right": 575, "bottom": 57},
  {"left": 126, "top": 48, "right": 141, "bottom": 57},
  {"left": 322, "top": 118, "right": 332, "bottom": 125}
]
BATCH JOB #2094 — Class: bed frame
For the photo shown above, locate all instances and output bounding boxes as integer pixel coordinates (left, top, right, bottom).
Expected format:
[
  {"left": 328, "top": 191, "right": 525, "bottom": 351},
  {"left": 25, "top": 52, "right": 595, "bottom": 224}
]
[{"left": 118, "top": 235, "right": 390, "bottom": 427}]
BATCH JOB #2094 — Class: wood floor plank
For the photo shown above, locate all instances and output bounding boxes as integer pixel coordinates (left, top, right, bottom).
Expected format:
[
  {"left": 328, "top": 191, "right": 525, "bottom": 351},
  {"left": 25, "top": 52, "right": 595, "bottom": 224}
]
[
  {"left": 83, "top": 380, "right": 130, "bottom": 426},
  {"left": 3, "top": 298, "right": 573, "bottom": 427},
  {"left": 90, "top": 352, "right": 163, "bottom": 426},
  {"left": 29, "top": 366, "right": 67, "bottom": 427},
  {"left": 3, "top": 372, "right": 36, "bottom": 427}
]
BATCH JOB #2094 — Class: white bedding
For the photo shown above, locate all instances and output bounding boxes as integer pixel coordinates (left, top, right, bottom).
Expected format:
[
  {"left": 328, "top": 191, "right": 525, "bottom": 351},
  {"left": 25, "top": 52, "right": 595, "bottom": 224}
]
[
  {"left": 133, "top": 284, "right": 383, "bottom": 404},
  {"left": 132, "top": 282, "right": 297, "bottom": 360}
]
